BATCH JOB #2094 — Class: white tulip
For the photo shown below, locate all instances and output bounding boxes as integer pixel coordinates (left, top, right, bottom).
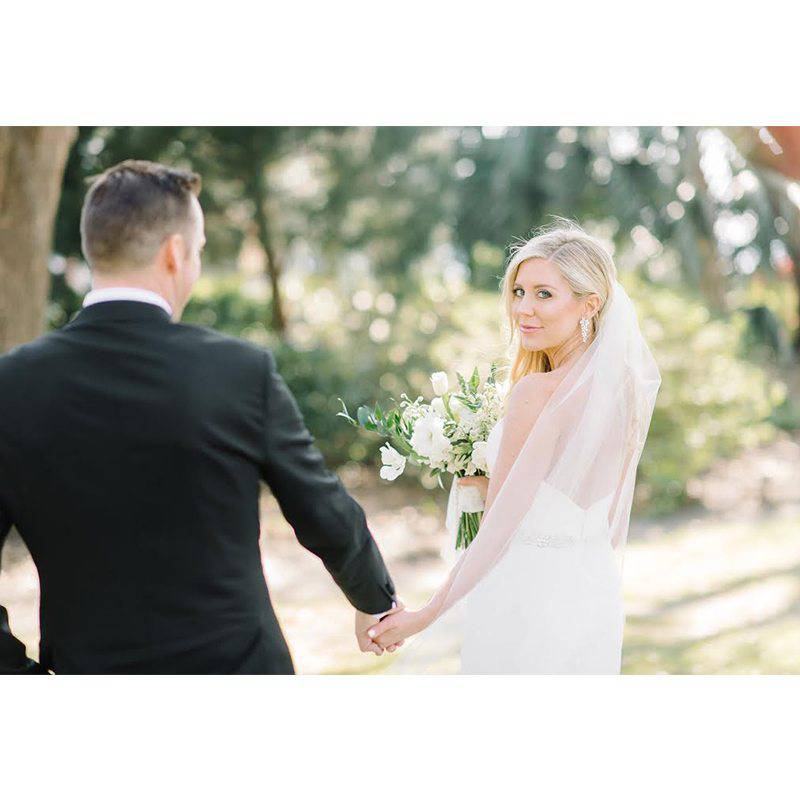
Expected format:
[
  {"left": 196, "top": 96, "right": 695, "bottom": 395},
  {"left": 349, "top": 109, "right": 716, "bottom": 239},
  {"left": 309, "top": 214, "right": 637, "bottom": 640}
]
[
  {"left": 430, "top": 397, "right": 446, "bottom": 417},
  {"left": 430, "top": 371, "right": 449, "bottom": 396},
  {"left": 379, "top": 443, "right": 406, "bottom": 481}
]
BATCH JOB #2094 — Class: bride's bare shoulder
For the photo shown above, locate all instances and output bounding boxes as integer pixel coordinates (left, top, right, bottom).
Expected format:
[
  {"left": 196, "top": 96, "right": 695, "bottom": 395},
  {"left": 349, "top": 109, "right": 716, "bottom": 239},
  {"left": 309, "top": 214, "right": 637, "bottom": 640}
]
[
  {"left": 509, "top": 371, "right": 560, "bottom": 402},
  {"left": 505, "top": 372, "right": 559, "bottom": 427}
]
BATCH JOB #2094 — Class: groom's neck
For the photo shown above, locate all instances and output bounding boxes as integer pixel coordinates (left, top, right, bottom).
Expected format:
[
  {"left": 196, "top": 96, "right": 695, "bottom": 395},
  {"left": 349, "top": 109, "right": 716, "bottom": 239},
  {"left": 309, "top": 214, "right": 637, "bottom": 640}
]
[{"left": 90, "top": 270, "right": 177, "bottom": 314}]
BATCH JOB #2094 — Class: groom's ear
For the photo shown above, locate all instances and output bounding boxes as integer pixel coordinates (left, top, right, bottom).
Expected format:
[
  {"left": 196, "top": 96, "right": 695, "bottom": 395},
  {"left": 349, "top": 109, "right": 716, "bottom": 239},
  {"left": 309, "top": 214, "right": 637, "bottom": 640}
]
[{"left": 162, "top": 233, "right": 185, "bottom": 274}]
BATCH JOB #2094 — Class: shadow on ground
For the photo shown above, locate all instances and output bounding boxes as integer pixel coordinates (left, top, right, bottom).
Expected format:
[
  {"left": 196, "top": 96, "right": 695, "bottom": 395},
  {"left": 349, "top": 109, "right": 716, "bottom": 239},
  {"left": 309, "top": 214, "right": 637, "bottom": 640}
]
[{"left": 2, "top": 477, "right": 799, "bottom": 675}]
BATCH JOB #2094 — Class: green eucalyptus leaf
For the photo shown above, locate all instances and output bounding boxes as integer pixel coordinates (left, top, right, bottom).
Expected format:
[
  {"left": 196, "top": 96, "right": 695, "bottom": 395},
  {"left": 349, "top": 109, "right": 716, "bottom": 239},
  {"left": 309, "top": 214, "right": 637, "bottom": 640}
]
[{"left": 356, "top": 406, "right": 373, "bottom": 428}]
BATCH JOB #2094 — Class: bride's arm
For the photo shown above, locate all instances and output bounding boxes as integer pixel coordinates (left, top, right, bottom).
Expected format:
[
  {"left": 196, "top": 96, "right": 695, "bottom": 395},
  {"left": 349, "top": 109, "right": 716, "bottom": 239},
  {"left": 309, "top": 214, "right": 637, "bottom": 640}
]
[
  {"left": 368, "top": 373, "right": 559, "bottom": 647},
  {"left": 457, "top": 372, "right": 559, "bottom": 507},
  {"left": 482, "top": 372, "right": 559, "bottom": 516},
  {"left": 428, "top": 372, "right": 558, "bottom": 611}
]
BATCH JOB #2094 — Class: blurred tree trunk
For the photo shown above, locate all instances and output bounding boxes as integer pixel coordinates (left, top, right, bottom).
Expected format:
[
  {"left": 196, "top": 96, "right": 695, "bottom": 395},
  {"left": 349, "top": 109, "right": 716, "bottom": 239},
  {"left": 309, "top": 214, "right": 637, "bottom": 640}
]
[
  {"left": 759, "top": 169, "right": 800, "bottom": 353},
  {"left": 782, "top": 214, "right": 800, "bottom": 355},
  {"left": 683, "top": 127, "right": 729, "bottom": 313},
  {"left": 764, "top": 128, "right": 800, "bottom": 180},
  {"left": 251, "top": 169, "right": 287, "bottom": 337},
  {"left": 734, "top": 126, "right": 800, "bottom": 183},
  {"left": 735, "top": 126, "right": 800, "bottom": 354},
  {"left": 0, "top": 126, "right": 76, "bottom": 353},
  {"left": 757, "top": 126, "right": 800, "bottom": 355}
]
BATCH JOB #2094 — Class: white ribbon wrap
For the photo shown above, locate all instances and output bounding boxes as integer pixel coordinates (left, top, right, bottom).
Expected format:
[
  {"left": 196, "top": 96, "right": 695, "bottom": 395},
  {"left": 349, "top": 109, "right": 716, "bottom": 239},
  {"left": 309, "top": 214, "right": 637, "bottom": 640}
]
[{"left": 443, "top": 477, "right": 486, "bottom": 562}]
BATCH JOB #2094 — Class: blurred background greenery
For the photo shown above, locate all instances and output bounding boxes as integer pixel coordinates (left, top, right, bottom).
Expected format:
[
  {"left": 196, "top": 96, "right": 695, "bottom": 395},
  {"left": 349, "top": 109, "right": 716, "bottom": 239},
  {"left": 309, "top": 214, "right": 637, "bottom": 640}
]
[
  {"left": 2, "top": 125, "right": 800, "bottom": 673},
  {"left": 42, "top": 126, "right": 800, "bottom": 514}
]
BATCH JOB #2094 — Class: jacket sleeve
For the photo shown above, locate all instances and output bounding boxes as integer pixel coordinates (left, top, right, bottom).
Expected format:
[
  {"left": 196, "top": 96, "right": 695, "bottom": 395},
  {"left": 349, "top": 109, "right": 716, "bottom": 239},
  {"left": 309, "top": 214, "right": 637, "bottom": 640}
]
[
  {"left": 258, "top": 350, "right": 396, "bottom": 615},
  {"left": 0, "top": 508, "right": 44, "bottom": 674}
]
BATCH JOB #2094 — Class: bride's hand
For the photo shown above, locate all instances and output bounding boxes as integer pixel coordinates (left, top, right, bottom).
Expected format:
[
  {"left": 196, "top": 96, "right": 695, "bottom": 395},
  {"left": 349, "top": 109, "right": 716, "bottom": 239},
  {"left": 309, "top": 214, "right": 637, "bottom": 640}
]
[
  {"left": 367, "top": 605, "right": 434, "bottom": 649},
  {"left": 458, "top": 475, "right": 489, "bottom": 502}
]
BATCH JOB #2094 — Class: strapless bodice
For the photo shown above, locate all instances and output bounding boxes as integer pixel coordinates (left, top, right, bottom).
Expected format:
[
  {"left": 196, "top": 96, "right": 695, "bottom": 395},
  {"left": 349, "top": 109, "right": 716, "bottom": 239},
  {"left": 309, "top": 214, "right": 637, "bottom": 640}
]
[{"left": 484, "top": 418, "right": 614, "bottom": 547}]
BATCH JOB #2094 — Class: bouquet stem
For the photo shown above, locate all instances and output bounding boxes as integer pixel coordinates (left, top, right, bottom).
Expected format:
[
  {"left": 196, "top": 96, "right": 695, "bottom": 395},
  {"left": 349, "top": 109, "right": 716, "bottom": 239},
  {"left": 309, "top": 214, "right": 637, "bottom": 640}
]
[{"left": 456, "top": 511, "right": 483, "bottom": 550}]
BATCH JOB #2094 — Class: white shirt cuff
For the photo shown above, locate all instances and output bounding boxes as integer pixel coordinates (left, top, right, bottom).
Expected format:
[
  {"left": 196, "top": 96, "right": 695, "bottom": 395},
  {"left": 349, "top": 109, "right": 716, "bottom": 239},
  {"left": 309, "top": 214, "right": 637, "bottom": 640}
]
[{"left": 372, "top": 600, "right": 397, "bottom": 619}]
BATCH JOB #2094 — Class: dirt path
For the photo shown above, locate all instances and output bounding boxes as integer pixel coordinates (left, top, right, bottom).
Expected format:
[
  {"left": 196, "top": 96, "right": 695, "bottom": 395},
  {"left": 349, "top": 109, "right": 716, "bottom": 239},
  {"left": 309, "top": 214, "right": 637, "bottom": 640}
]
[{"left": 2, "top": 447, "right": 799, "bottom": 674}]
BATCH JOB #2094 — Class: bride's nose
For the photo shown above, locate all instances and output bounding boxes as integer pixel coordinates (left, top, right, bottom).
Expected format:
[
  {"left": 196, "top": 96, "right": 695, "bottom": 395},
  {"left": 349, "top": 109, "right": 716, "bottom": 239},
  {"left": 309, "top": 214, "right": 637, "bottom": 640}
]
[{"left": 516, "top": 294, "right": 538, "bottom": 316}]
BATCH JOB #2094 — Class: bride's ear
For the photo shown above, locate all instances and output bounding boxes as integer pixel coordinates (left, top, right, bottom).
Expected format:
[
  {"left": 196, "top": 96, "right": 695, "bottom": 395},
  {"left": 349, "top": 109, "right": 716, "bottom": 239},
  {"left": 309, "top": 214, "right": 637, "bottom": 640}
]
[{"left": 583, "top": 293, "right": 602, "bottom": 319}]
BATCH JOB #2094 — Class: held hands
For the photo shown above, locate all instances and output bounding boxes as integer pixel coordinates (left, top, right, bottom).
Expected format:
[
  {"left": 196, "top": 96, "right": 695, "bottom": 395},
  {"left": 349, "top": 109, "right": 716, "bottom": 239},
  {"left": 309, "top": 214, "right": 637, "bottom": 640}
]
[
  {"left": 366, "top": 604, "right": 435, "bottom": 650},
  {"left": 355, "top": 602, "right": 405, "bottom": 656}
]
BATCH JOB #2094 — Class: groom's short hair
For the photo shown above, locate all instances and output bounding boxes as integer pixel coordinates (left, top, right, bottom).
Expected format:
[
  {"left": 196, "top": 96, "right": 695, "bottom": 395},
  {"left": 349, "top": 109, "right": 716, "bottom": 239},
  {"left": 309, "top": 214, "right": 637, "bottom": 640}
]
[{"left": 80, "top": 160, "right": 202, "bottom": 272}]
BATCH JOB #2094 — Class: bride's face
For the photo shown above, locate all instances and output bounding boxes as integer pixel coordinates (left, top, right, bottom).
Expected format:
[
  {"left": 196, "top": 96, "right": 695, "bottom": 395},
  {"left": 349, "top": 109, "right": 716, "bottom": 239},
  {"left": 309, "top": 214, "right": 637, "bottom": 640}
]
[{"left": 511, "top": 258, "right": 586, "bottom": 352}]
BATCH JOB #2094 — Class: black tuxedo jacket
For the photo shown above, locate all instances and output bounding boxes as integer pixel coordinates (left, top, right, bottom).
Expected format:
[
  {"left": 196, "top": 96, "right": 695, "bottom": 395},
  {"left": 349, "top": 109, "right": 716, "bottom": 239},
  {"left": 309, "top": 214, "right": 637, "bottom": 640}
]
[{"left": 0, "top": 300, "right": 395, "bottom": 674}]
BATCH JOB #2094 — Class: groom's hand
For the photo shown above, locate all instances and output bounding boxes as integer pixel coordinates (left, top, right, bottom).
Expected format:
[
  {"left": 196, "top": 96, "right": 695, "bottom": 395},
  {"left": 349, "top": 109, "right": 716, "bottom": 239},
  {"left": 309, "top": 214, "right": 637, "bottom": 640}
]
[{"left": 355, "top": 602, "right": 404, "bottom": 656}]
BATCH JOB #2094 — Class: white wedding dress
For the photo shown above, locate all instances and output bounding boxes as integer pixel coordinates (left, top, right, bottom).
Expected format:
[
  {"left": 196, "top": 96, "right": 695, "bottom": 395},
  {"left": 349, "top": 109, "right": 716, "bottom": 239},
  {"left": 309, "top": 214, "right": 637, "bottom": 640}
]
[{"left": 459, "top": 418, "right": 624, "bottom": 674}]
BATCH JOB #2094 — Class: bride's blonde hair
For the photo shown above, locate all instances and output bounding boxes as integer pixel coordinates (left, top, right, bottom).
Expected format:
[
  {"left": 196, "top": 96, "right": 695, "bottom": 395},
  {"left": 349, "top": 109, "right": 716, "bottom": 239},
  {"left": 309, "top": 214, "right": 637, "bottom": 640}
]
[{"left": 501, "top": 218, "right": 617, "bottom": 389}]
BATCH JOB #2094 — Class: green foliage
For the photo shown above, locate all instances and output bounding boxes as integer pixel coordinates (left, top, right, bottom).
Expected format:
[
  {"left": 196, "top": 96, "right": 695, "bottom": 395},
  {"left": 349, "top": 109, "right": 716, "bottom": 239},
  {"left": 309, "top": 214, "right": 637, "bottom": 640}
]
[
  {"left": 53, "top": 126, "right": 456, "bottom": 301},
  {"left": 47, "top": 125, "right": 800, "bottom": 519},
  {"left": 179, "top": 272, "right": 793, "bottom": 517},
  {"left": 45, "top": 263, "right": 790, "bottom": 518},
  {"left": 47, "top": 273, "right": 83, "bottom": 327},
  {"left": 183, "top": 276, "right": 272, "bottom": 338},
  {"left": 312, "top": 127, "right": 458, "bottom": 291},
  {"left": 624, "top": 273, "right": 787, "bottom": 513},
  {"left": 181, "top": 275, "right": 448, "bottom": 467}
]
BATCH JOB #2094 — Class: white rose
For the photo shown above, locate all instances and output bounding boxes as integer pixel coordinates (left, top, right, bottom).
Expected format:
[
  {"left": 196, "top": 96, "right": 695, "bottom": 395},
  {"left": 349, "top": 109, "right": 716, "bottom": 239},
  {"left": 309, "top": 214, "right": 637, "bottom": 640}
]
[
  {"left": 410, "top": 415, "right": 451, "bottom": 463},
  {"left": 470, "top": 440, "right": 489, "bottom": 473},
  {"left": 429, "top": 437, "right": 453, "bottom": 467},
  {"left": 430, "top": 371, "right": 449, "bottom": 396},
  {"left": 379, "top": 443, "right": 406, "bottom": 481}
]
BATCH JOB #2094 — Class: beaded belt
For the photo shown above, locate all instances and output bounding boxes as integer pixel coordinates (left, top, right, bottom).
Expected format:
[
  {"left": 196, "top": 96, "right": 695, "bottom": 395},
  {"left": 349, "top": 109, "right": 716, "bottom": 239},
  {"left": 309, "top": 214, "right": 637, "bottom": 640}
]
[
  {"left": 528, "top": 534, "right": 583, "bottom": 548},
  {"left": 518, "top": 531, "right": 608, "bottom": 548}
]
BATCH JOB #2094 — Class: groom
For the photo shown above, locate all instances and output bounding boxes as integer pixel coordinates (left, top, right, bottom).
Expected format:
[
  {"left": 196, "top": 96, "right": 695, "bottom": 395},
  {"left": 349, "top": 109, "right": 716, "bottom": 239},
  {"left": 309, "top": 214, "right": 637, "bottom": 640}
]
[{"left": 0, "top": 159, "right": 400, "bottom": 674}]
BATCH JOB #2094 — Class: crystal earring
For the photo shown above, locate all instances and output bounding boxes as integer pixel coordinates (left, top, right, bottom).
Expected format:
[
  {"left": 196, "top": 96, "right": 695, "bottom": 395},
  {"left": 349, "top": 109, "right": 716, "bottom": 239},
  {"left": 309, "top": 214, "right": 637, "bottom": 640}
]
[{"left": 580, "top": 317, "right": 590, "bottom": 343}]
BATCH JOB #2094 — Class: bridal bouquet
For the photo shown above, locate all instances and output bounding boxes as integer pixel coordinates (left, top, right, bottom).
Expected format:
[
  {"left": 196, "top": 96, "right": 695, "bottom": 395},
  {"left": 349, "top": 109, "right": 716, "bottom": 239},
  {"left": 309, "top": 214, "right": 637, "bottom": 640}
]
[{"left": 338, "top": 365, "right": 503, "bottom": 549}]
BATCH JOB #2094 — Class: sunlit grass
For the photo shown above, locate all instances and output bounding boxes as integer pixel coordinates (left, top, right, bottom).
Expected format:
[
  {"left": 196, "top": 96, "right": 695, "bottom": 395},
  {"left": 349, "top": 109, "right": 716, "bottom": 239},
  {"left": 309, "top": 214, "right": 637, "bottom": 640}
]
[
  {"left": 3, "top": 490, "right": 797, "bottom": 675},
  {"left": 295, "top": 506, "right": 800, "bottom": 675},
  {"left": 621, "top": 510, "right": 800, "bottom": 674}
]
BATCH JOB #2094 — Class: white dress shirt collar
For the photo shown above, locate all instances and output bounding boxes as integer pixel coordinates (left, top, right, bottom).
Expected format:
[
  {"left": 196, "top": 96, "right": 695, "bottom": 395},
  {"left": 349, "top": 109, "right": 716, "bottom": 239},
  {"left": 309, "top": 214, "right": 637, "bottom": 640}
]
[{"left": 83, "top": 287, "right": 173, "bottom": 317}]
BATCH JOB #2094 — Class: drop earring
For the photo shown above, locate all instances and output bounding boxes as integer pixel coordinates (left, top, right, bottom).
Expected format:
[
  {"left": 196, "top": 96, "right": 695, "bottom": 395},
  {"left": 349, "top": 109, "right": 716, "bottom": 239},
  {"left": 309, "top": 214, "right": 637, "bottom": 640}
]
[{"left": 580, "top": 317, "right": 590, "bottom": 343}]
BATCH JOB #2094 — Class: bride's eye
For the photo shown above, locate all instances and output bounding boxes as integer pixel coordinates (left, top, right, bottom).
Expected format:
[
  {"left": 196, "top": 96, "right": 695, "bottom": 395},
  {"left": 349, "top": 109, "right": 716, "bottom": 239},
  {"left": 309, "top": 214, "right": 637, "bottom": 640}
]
[
  {"left": 536, "top": 289, "right": 552, "bottom": 299},
  {"left": 513, "top": 287, "right": 524, "bottom": 298}
]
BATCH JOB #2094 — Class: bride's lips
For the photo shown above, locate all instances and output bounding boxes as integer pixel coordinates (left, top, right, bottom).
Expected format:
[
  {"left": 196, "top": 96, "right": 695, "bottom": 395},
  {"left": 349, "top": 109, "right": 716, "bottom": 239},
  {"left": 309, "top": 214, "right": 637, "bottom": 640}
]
[{"left": 519, "top": 322, "right": 543, "bottom": 333}]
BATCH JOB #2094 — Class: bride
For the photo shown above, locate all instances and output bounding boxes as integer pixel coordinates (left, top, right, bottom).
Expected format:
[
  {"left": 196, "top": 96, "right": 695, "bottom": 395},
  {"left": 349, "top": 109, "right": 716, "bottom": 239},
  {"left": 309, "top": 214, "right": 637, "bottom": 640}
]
[{"left": 367, "top": 220, "right": 661, "bottom": 674}]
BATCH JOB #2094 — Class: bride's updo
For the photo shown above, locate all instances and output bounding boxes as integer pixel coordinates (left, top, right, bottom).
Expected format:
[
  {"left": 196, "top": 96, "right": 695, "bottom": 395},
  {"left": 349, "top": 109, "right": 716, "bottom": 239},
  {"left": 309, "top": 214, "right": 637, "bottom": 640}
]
[{"left": 501, "top": 218, "right": 617, "bottom": 385}]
